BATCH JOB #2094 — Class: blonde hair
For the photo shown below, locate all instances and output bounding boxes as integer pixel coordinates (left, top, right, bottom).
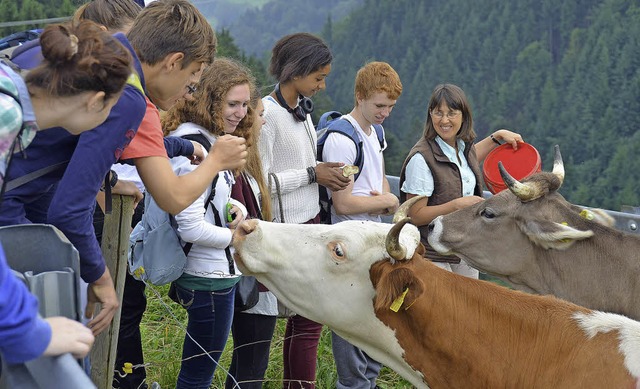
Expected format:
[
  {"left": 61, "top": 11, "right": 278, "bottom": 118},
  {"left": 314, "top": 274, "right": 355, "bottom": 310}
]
[{"left": 245, "top": 94, "right": 272, "bottom": 221}]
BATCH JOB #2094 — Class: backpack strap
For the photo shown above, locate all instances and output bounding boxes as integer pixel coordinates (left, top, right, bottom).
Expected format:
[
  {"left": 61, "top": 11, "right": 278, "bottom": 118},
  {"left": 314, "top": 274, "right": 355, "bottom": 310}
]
[
  {"left": 316, "top": 110, "right": 343, "bottom": 131},
  {"left": 322, "top": 119, "right": 365, "bottom": 181},
  {"left": 372, "top": 124, "right": 385, "bottom": 150},
  {"left": 177, "top": 133, "right": 236, "bottom": 274},
  {"left": 180, "top": 132, "right": 212, "bottom": 151}
]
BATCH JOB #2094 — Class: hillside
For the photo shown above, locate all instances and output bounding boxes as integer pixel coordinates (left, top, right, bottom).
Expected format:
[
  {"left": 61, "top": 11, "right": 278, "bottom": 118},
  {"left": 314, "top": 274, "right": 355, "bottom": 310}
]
[
  {"left": 225, "top": 0, "right": 363, "bottom": 58},
  {"left": 321, "top": 0, "right": 640, "bottom": 210}
]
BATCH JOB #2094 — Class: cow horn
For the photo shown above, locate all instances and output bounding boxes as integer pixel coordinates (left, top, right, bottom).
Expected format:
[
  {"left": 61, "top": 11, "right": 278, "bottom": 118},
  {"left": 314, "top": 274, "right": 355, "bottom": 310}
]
[
  {"left": 499, "top": 162, "right": 539, "bottom": 201},
  {"left": 552, "top": 144, "right": 565, "bottom": 186},
  {"left": 393, "top": 195, "right": 426, "bottom": 223},
  {"left": 386, "top": 217, "right": 411, "bottom": 261}
]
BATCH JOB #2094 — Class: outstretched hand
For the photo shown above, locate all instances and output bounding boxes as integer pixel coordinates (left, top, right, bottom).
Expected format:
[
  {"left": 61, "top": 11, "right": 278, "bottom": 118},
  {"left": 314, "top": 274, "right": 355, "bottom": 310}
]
[
  {"left": 493, "top": 129, "right": 524, "bottom": 150},
  {"left": 315, "top": 162, "right": 350, "bottom": 192},
  {"left": 209, "top": 135, "right": 247, "bottom": 171}
]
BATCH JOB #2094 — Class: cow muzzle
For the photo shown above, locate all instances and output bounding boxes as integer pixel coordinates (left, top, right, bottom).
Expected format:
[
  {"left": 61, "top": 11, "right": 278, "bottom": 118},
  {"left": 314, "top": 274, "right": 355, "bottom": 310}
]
[{"left": 426, "top": 216, "right": 453, "bottom": 254}]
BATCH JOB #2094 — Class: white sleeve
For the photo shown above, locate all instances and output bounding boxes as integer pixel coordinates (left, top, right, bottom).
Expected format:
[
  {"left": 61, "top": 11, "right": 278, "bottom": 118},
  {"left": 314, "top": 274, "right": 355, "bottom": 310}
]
[
  {"left": 401, "top": 153, "right": 434, "bottom": 197},
  {"left": 173, "top": 169, "right": 232, "bottom": 249},
  {"left": 322, "top": 132, "right": 357, "bottom": 166}
]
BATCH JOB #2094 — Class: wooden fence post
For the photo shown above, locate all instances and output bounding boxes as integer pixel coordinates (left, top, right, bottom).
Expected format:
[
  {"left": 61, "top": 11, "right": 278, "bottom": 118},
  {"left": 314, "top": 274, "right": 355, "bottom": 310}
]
[{"left": 91, "top": 195, "right": 134, "bottom": 389}]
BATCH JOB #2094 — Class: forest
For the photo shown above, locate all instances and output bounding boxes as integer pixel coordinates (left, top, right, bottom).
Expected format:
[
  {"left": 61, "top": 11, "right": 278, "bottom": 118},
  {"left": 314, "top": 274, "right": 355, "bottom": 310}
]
[{"left": 3, "top": 0, "right": 640, "bottom": 210}]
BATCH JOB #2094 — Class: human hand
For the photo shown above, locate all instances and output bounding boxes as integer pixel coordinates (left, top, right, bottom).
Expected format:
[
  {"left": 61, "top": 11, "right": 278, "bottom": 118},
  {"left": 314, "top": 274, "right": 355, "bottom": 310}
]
[
  {"left": 85, "top": 268, "right": 119, "bottom": 336},
  {"left": 493, "top": 129, "right": 524, "bottom": 150},
  {"left": 43, "top": 317, "right": 95, "bottom": 359},
  {"left": 209, "top": 135, "right": 247, "bottom": 171},
  {"left": 112, "top": 179, "right": 143, "bottom": 209},
  {"left": 315, "top": 162, "right": 350, "bottom": 191},
  {"left": 227, "top": 204, "right": 244, "bottom": 229},
  {"left": 368, "top": 191, "right": 400, "bottom": 215},
  {"left": 189, "top": 141, "right": 206, "bottom": 165},
  {"left": 454, "top": 195, "right": 484, "bottom": 210}
]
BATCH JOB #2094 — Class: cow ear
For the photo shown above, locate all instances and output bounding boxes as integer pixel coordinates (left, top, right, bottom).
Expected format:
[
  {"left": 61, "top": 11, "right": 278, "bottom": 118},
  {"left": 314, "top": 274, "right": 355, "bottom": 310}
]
[
  {"left": 517, "top": 219, "right": 594, "bottom": 250},
  {"left": 372, "top": 266, "right": 424, "bottom": 312}
]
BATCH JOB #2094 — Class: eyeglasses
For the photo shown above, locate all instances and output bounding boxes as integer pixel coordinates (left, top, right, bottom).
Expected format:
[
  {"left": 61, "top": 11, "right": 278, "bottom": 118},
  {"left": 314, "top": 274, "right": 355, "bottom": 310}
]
[{"left": 430, "top": 110, "right": 461, "bottom": 120}]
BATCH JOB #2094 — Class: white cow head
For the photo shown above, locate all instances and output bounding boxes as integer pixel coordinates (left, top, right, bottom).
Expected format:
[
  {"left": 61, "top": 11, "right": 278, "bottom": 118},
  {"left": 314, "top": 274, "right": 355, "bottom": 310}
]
[{"left": 233, "top": 218, "right": 428, "bottom": 387}]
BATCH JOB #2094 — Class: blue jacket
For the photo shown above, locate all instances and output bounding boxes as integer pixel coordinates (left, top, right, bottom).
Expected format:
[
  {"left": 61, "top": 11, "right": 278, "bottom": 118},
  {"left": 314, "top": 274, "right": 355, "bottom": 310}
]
[
  {"left": 0, "top": 243, "right": 51, "bottom": 364},
  {"left": 0, "top": 33, "right": 147, "bottom": 283}
]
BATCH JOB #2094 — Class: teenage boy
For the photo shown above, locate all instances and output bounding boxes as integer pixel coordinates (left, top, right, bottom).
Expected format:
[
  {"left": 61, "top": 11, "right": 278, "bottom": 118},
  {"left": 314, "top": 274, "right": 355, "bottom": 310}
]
[
  {"left": 321, "top": 61, "right": 402, "bottom": 389},
  {"left": 0, "top": 0, "right": 246, "bottom": 342}
]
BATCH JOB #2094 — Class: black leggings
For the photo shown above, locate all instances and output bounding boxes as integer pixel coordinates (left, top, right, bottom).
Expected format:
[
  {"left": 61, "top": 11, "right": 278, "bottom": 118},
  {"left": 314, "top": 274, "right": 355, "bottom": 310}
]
[{"left": 225, "top": 312, "right": 277, "bottom": 389}]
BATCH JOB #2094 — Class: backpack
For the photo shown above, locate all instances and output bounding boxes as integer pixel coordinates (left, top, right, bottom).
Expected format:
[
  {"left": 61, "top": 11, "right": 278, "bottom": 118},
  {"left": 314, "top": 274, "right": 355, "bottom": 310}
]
[
  {"left": 0, "top": 29, "right": 41, "bottom": 75},
  {"left": 316, "top": 111, "right": 385, "bottom": 224},
  {"left": 128, "top": 133, "right": 231, "bottom": 285},
  {"left": 0, "top": 62, "right": 35, "bottom": 204}
]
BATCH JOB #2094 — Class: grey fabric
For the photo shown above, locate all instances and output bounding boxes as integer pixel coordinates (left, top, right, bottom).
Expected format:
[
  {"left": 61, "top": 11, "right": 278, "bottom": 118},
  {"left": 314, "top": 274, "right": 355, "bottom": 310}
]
[{"left": 331, "top": 331, "right": 382, "bottom": 389}]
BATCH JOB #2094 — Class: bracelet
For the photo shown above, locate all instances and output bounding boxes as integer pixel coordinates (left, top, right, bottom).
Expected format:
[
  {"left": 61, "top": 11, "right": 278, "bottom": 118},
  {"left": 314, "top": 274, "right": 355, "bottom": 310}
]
[
  {"left": 306, "top": 166, "right": 316, "bottom": 184},
  {"left": 100, "top": 170, "right": 118, "bottom": 192},
  {"left": 109, "top": 170, "right": 119, "bottom": 188},
  {"left": 490, "top": 133, "right": 501, "bottom": 146}
]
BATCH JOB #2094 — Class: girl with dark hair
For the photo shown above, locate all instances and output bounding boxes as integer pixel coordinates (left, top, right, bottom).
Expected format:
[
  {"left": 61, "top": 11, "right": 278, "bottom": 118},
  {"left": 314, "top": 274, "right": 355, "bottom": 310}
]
[
  {"left": 258, "top": 32, "right": 350, "bottom": 389},
  {"left": 399, "top": 83, "right": 523, "bottom": 278}
]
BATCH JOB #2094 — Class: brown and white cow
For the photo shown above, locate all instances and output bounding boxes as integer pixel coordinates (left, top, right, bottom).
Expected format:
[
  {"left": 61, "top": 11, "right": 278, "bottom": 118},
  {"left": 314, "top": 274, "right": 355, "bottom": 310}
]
[
  {"left": 427, "top": 145, "right": 640, "bottom": 320},
  {"left": 233, "top": 217, "right": 640, "bottom": 389}
]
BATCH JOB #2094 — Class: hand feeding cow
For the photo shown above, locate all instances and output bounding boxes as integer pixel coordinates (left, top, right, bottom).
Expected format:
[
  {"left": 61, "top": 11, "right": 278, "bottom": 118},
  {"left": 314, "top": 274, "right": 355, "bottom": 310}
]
[
  {"left": 428, "top": 145, "right": 640, "bottom": 321},
  {"left": 233, "top": 203, "right": 640, "bottom": 388}
]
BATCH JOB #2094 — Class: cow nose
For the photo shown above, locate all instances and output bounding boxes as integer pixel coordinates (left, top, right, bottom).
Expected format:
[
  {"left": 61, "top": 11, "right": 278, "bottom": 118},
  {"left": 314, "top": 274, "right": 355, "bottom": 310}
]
[
  {"left": 235, "top": 219, "right": 258, "bottom": 242},
  {"left": 427, "top": 221, "right": 435, "bottom": 233}
]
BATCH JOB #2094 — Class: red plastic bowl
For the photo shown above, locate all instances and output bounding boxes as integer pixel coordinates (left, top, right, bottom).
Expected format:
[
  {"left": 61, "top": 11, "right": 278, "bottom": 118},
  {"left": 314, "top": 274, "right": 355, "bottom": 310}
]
[{"left": 483, "top": 142, "right": 541, "bottom": 194}]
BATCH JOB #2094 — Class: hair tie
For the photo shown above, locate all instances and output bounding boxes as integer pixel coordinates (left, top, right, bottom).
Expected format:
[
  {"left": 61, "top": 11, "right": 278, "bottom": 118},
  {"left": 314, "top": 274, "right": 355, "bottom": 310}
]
[{"left": 68, "top": 34, "right": 79, "bottom": 59}]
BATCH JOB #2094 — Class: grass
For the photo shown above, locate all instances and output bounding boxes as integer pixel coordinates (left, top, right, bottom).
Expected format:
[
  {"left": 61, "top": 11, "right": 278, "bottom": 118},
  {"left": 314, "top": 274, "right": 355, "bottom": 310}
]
[{"left": 138, "top": 283, "right": 414, "bottom": 388}]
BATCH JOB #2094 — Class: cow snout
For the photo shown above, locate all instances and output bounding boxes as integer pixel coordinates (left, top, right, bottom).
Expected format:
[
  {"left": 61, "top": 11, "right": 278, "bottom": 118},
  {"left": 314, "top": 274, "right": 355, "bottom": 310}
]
[
  {"left": 427, "top": 216, "right": 453, "bottom": 254},
  {"left": 235, "top": 219, "right": 259, "bottom": 243}
]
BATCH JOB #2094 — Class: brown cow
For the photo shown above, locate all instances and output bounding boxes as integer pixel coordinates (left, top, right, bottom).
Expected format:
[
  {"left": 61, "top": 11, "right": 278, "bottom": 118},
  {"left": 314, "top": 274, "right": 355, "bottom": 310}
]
[
  {"left": 233, "top": 217, "right": 640, "bottom": 388},
  {"left": 427, "top": 145, "right": 640, "bottom": 320}
]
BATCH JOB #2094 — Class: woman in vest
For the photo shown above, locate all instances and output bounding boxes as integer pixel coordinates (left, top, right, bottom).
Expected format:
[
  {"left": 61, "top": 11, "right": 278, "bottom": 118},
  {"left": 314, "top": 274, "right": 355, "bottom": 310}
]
[
  {"left": 399, "top": 83, "right": 523, "bottom": 278},
  {"left": 161, "top": 58, "right": 254, "bottom": 389}
]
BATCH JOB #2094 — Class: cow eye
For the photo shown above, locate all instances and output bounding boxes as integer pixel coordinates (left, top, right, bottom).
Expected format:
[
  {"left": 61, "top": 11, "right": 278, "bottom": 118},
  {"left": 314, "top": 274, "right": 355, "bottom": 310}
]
[
  {"left": 480, "top": 208, "right": 496, "bottom": 219},
  {"left": 334, "top": 243, "right": 344, "bottom": 257}
]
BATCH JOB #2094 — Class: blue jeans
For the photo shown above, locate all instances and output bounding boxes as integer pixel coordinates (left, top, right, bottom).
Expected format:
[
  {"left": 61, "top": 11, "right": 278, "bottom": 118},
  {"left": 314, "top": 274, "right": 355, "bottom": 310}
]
[
  {"left": 173, "top": 283, "right": 235, "bottom": 389},
  {"left": 332, "top": 331, "right": 381, "bottom": 389}
]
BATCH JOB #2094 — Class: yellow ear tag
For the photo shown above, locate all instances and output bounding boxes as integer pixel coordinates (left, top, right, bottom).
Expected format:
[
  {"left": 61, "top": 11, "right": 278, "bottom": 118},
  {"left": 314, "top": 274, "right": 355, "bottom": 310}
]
[
  {"left": 560, "top": 222, "right": 571, "bottom": 243},
  {"left": 390, "top": 288, "right": 409, "bottom": 312},
  {"left": 133, "top": 267, "right": 145, "bottom": 279},
  {"left": 579, "top": 209, "right": 595, "bottom": 220},
  {"left": 123, "top": 362, "right": 133, "bottom": 374}
]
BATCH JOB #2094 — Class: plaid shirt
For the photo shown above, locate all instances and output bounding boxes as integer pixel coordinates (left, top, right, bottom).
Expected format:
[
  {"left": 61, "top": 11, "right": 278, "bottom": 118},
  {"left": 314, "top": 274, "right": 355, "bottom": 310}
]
[{"left": 0, "top": 67, "right": 37, "bottom": 183}]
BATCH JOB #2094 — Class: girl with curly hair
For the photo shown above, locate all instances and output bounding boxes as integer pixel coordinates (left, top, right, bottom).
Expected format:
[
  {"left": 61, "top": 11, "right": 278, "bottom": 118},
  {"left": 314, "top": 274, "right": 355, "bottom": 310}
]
[{"left": 161, "top": 57, "right": 255, "bottom": 389}]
